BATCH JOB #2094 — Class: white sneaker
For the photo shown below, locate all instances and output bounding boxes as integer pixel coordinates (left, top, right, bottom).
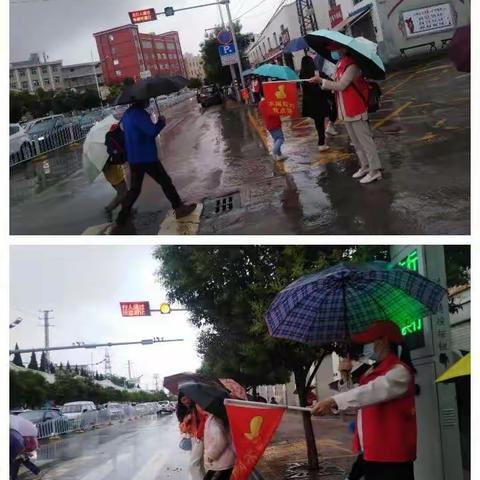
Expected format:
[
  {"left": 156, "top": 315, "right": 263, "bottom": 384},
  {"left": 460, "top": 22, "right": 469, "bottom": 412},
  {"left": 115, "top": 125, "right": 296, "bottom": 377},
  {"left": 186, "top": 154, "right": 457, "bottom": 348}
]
[
  {"left": 360, "top": 171, "right": 383, "bottom": 184},
  {"left": 326, "top": 123, "right": 339, "bottom": 136},
  {"left": 318, "top": 145, "right": 330, "bottom": 152},
  {"left": 352, "top": 168, "right": 369, "bottom": 179}
]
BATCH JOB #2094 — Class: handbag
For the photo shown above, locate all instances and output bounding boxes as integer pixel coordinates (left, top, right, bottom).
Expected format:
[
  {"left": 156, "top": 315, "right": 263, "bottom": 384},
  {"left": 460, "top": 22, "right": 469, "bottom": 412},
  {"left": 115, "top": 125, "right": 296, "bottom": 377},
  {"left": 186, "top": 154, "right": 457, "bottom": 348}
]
[{"left": 179, "top": 436, "right": 192, "bottom": 451}]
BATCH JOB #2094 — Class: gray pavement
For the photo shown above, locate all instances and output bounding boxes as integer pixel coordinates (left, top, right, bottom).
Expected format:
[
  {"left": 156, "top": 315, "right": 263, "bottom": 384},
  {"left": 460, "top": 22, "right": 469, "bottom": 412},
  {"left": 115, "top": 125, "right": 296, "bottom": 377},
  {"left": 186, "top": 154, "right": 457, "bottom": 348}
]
[
  {"left": 10, "top": 55, "right": 469, "bottom": 235},
  {"left": 20, "top": 415, "right": 189, "bottom": 480}
]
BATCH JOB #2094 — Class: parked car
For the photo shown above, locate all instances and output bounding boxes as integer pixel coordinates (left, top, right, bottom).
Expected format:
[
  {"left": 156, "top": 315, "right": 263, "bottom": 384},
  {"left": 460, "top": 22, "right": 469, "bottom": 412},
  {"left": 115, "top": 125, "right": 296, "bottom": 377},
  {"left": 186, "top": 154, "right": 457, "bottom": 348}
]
[
  {"left": 105, "top": 402, "right": 124, "bottom": 419},
  {"left": 157, "top": 401, "right": 174, "bottom": 415},
  {"left": 61, "top": 401, "right": 96, "bottom": 420},
  {"left": 10, "top": 123, "right": 33, "bottom": 158},
  {"left": 26, "top": 114, "right": 68, "bottom": 152},
  {"left": 18, "top": 409, "right": 69, "bottom": 430},
  {"left": 197, "top": 85, "right": 223, "bottom": 108}
]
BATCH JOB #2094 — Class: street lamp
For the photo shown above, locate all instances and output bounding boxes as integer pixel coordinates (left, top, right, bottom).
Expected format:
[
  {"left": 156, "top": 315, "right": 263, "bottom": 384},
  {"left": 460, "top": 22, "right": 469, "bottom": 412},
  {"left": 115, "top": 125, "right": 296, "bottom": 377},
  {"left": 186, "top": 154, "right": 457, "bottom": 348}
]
[{"left": 9, "top": 317, "right": 23, "bottom": 329}]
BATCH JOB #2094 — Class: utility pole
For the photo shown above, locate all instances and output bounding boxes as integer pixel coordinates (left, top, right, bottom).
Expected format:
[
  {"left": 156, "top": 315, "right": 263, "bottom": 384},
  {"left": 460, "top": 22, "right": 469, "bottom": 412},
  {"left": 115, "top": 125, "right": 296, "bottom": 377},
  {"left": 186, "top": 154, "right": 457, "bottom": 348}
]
[
  {"left": 223, "top": 0, "right": 245, "bottom": 88},
  {"left": 90, "top": 50, "right": 103, "bottom": 107},
  {"left": 104, "top": 349, "right": 112, "bottom": 377},
  {"left": 153, "top": 373, "right": 160, "bottom": 391},
  {"left": 39, "top": 310, "right": 54, "bottom": 362},
  {"left": 127, "top": 360, "right": 133, "bottom": 379}
]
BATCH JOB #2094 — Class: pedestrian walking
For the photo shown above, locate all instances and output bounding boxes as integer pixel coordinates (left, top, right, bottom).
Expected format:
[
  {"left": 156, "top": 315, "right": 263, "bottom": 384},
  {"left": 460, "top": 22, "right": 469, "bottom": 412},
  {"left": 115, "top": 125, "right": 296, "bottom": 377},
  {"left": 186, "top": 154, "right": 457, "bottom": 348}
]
[
  {"left": 309, "top": 45, "right": 382, "bottom": 183},
  {"left": 102, "top": 163, "right": 128, "bottom": 214},
  {"left": 114, "top": 98, "right": 196, "bottom": 227},
  {"left": 299, "top": 56, "right": 338, "bottom": 153},
  {"left": 258, "top": 95, "right": 287, "bottom": 161},
  {"left": 197, "top": 405, "right": 235, "bottom": 480},
  {"left": 270, "top": 397, "right": 278, "bottom": 405},
  {"left": 251, "top": 76, "right": 262, "bottom": 104},
  {"left": 177, "top": 393, "right": 208, "bottom": 480},
  {"left": 312, "top": 320, "right": 417, "bottom": 480}
]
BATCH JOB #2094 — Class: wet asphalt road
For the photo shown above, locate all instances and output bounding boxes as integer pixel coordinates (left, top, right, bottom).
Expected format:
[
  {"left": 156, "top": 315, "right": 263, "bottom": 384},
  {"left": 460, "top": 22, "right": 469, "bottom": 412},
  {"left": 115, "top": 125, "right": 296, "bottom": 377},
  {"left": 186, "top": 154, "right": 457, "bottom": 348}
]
[
  {"left": 20, "top": 415, "right": 188, "bottom": 480},
  {"left": 10, "top": 55, "right": 469, "bottom": 235}
]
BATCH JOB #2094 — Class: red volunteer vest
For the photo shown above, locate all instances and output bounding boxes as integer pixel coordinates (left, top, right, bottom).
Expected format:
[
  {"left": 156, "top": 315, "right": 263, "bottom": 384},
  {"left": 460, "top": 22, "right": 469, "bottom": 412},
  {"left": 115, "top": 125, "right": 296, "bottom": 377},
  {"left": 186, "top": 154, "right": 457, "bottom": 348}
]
[
  {"left": 352, "top": 353, "right": 417, "bottom": 462},
  {"left": 335, "top": 56, "right": 369, "bottom": 117}
]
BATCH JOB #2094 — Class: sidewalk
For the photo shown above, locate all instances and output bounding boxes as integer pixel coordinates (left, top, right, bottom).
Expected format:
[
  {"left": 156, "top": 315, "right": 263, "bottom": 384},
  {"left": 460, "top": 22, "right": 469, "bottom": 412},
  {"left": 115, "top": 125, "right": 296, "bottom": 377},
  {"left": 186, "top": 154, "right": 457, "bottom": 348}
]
[{"left": 257, "top": 412, "right": 356, "bottom": 480}]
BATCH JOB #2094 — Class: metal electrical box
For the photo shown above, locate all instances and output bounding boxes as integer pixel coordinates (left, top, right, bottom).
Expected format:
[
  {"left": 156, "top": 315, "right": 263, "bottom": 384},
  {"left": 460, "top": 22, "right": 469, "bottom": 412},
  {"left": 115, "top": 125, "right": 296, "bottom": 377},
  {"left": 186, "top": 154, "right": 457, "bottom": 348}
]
[{"left": 390, "top": 245, "right": 463, "bottom": 480}]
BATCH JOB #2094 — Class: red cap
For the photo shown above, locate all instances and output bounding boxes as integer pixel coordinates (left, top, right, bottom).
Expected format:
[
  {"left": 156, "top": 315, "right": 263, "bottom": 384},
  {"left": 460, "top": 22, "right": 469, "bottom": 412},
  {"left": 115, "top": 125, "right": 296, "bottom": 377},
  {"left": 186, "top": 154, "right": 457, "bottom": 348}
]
[{"left": 352, "top": 320, "right": 403, "bottom": 345}]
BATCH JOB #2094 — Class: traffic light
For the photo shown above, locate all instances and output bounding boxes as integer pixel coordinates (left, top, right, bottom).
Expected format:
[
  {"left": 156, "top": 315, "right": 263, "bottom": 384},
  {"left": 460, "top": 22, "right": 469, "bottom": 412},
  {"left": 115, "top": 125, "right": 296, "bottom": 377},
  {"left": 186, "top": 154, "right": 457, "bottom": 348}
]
[
  {"left": 159, "top": 303, "right": 171, "bottom": 314},
  {"left": 164, "top": 7, "right": 174, "bottom": 17}
]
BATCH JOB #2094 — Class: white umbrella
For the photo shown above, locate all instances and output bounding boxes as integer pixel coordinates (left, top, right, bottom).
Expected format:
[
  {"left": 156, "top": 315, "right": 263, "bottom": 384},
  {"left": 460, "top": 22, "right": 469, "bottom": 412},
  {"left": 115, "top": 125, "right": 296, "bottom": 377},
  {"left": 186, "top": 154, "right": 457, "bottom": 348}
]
[
  {"left": 82, "top": 114, "right": 117, "bottom": 183},
  {"left": 10, "top": 415, "right": 38, "bottom": 437}
]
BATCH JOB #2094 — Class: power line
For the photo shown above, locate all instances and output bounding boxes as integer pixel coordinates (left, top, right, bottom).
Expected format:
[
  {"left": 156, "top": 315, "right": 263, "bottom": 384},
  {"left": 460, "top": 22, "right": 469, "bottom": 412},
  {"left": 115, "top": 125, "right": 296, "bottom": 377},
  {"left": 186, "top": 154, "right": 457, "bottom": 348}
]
[{"left": 234, "top": 0, "right": 270, "bottom": 21}]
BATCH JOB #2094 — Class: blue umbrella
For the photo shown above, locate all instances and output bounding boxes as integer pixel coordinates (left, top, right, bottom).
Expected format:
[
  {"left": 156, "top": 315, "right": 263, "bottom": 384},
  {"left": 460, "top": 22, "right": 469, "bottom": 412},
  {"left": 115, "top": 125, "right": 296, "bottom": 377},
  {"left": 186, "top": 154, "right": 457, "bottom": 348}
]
[
  {"left": 253, "top": 64, "right": 299, "bottom": 80},
  {"left": 283, "top": 37, "right": 309, "bottom": 53},
  {"left": 265, "top": 262, "right": 446, "bottom": 344},
  {"left": 305, "top": 29, "right": 386, "bottom": 80}
]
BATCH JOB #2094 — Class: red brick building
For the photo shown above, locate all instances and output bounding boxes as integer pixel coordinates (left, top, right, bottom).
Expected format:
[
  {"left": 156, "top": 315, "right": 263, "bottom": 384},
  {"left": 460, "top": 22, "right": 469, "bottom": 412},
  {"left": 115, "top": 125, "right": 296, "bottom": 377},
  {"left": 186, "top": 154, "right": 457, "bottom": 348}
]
[{"left": 93, "top": 25, "right": 186, "bottom": 85}]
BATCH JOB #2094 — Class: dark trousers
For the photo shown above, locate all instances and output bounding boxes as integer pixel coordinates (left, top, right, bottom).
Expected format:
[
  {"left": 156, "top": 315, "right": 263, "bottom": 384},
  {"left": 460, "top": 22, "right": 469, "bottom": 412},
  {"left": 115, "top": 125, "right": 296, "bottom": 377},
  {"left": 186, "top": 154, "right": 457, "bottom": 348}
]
[
  {"left": 313, "top": 116, "right": 326, "bottom": 146},
  {"left": 117, "top": 161, "right": 182, "bottom": 225},
  {"left": 364, "top": 460, "right": 414, "bottom": 480},
  {"left": 203, "top": 468, "right": 233, "bottom": 480}
]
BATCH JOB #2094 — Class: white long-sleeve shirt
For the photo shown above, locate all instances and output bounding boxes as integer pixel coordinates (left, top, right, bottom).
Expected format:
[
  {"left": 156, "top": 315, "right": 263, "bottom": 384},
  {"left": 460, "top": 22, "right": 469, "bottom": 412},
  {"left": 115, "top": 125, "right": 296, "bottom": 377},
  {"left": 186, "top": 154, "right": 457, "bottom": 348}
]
[
  {"left": 203, "top": 415, "right": 236, "bottom": 471},
  {"left": 332, "top": 364, "right": 412, "bottom": 450}
]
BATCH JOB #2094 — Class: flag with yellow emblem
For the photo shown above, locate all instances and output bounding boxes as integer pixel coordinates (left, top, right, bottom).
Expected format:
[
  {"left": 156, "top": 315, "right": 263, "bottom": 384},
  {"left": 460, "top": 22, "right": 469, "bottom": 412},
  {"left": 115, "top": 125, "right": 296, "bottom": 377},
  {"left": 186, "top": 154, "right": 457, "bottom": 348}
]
[
  {"left": 262, "top": 81, "right": 299, "bottom": 118},
  {"left": 225, "top": 401, "right": 285, "bottom": 480}
]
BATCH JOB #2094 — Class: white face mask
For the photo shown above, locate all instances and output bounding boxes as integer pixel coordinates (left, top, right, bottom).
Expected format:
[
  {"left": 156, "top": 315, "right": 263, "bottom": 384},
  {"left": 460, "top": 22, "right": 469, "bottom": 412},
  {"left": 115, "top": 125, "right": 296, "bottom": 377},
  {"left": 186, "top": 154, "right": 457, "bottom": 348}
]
[{"left": 363, "top": 342, "right": 379, "bottom": 362}]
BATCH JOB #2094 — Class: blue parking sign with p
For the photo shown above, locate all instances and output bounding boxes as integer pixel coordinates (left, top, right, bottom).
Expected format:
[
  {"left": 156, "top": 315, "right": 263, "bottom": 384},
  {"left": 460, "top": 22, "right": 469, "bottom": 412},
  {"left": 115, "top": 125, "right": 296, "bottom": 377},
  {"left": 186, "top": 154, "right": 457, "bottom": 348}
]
[{"left": 218, "top": 43, "right": 236, "bottom": 56}]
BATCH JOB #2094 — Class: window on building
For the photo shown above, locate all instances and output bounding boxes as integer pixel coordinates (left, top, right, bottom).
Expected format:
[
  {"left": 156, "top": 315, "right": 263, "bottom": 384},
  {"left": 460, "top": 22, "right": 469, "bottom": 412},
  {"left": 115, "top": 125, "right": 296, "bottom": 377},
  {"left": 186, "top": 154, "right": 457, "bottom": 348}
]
[
  {"left": 115, "top": 70, "right": 122, "bottom": 76},
  {"left": 109, "top": 34, "right": 114, "bottom": 41},
  {"left": 41, "top": 67, "right": 48, "bottom": 74},
  {"left": 157, "top": 53, "right": 162, "bottom": 59},
  {"left": 52, "top": 66, "right": 58, "bottom": 72},
  {"left": 142, "top": 40, "right": 153, "bottom": 49},
  {"left": 44, "top": 79, "right": 50, "bottom": 85},
  {"left": 113, "top": 59, "right": 119, "bottom": 65},
  {"left": 166, "top": 42, "right": 175, "bottom": 50},
  {"left": 54, "top": 77, "right": 60, "bottom": 83},
  {"left": 19, "top": 70, "right": 25, "bottom": 77},
  {"left": 155, "top": 41, "right": 165, "bottom": 50},
  {"left": 33, "top": 80, "right": 40, "bottom": 87},
  {"left": 273, "top": 32, "right": 278, "bottom": 46},
  {"left": 267, "top": 37, "right": 272, "bottom": 50},
  {"left": 163, "top": 53, "right": 167, "bottom": 59},
  {"left": 21, "top": 81, "right": 28, "bottom": 89},
  {"left": 30, "top": 68, "right": 37, "bottom": 74}
]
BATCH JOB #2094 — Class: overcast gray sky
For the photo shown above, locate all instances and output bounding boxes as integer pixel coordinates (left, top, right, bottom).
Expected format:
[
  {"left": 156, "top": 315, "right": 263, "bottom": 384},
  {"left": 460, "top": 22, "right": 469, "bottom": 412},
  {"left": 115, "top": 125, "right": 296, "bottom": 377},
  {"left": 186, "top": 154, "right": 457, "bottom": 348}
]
[
  {"left": 10, "top": 245, "right": 201, "bottom": 391},
  {"left": 10, "top": 0, "right": 285, "bottom": 63}
]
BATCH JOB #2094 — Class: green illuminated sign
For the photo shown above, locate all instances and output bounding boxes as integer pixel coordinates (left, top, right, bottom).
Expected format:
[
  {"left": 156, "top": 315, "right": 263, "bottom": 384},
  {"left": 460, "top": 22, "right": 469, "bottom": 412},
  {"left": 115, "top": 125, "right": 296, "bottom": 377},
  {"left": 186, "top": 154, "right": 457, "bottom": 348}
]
[{"left": 396, "top": 249, "right": 424, "bottom": 342}]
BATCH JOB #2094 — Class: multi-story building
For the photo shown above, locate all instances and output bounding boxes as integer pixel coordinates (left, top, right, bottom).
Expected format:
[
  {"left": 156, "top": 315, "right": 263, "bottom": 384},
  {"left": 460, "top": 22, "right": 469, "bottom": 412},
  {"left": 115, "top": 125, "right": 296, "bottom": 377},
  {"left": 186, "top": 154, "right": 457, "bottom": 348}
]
[
  {"left": 93, "top": 25, "right": 187, "bottom": 85},
  {"left": 183, "top": 53, "right": 205, "bottom": 80},
  {"left": 61, "top": 61, "right": 103, "bottom": 92},
  {"left": 10, "top": 53, "right": 64, "bottom": 93}
]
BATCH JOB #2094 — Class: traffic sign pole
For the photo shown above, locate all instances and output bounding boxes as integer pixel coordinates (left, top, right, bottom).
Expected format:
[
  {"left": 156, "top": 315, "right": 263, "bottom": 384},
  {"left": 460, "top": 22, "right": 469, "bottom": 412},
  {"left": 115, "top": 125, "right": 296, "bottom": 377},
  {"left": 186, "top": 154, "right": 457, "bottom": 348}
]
[{"left": 224, "top": 0, "right": 245, "bottom": 89}]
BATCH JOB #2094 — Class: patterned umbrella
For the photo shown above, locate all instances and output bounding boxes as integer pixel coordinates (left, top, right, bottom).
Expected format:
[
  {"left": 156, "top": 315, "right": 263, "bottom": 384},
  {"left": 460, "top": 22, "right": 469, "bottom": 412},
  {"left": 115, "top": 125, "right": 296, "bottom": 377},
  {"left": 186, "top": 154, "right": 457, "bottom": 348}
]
[
  {"left": 220, "top": 379, "right": 247, "bottom": 400},
  {"left": 265, "top": 262, "right": 446, "bottom": 344}
]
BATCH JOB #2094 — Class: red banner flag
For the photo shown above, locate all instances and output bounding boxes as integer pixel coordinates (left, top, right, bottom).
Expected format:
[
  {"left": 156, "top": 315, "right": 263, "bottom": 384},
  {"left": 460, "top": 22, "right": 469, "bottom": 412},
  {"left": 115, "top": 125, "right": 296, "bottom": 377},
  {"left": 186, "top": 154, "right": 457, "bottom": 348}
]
[
  {"left": 262, "top": 81, "right": 299, "bottom": 118},
  {"left": 226, "top": 403, "right": 285, "bottom": 480}
]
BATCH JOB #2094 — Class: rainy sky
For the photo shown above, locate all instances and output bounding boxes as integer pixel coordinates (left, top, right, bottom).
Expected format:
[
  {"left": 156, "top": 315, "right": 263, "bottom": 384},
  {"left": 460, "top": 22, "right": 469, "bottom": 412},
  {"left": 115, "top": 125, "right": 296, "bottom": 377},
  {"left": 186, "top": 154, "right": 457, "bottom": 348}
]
[
  {"left": 10, "top": 245, "right": 202, "bottom": 391},
  {"left": 10, "top": 0, "right": 285, "bottom": 63}
]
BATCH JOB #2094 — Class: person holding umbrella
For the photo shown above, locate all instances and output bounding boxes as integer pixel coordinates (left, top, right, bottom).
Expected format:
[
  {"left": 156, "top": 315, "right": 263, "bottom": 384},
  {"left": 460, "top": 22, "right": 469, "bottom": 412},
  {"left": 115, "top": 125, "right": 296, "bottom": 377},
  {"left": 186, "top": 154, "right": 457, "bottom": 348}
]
[
  {"left": 305, "top": 31, "right": 384, "bottom": 184},
  {"left": 312, "top": 320, "right": 417, "bottom": 480}
]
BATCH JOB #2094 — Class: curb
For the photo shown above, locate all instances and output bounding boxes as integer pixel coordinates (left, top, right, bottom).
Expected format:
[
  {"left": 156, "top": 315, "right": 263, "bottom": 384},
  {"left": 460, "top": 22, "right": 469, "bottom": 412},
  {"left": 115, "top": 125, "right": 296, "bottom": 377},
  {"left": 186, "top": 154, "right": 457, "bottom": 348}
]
[{"left": 246, "top": 110, "right": 270, "bottom": 153}]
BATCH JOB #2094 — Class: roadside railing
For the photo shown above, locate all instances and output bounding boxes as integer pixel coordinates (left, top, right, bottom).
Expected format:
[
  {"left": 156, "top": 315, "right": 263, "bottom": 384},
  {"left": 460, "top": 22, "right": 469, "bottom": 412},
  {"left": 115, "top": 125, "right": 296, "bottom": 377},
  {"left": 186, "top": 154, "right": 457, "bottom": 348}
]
[{"left": 36, "top": 404, "right": 159, "bottom": 440}]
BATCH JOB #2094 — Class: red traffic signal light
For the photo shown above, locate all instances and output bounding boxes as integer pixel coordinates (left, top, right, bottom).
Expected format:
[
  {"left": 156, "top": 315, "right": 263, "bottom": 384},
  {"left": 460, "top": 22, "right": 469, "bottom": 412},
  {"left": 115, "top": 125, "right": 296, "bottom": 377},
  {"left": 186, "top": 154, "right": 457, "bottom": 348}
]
[{"left": 129, "top": 8, "right": 157, "bottom": 24}]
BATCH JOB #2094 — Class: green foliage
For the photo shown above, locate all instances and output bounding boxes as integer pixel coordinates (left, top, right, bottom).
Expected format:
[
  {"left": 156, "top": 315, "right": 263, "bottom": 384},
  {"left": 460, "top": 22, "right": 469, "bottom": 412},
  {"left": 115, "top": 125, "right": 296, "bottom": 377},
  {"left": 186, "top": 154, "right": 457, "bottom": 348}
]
[
  {"left": 10, "top": 88, "right": 101, "bottom": 122},
  {"left": 12, "top": 344, "right": 23, "bottom": 368},
  {"left": 444, "top": 246, "right": 470, "bottom": 287},
  {"left": 9, "top": 369, "right": 169, "bottom": 409},
  {"left": 107, "top": 84, "right": 123, "bottom": 103},
  {"left": 200, "top": 22, "right": 253, "bottom": 85},
  {"left": 28, "top": 352, "right": 38, "bottom": 370},
  {"left": 188, "top": 78, "right": 203, "bottom": 89},
  {"left": 39, "top": 351, "right": 49, "bottom": 372}
]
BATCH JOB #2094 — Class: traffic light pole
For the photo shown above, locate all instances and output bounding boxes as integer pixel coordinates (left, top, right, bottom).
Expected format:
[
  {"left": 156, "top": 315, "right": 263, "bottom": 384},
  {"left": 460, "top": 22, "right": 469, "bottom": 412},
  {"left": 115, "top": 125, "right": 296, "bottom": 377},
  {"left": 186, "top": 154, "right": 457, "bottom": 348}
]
[{"left": 9, "top": 337, "right": 184, "bottom": 355}]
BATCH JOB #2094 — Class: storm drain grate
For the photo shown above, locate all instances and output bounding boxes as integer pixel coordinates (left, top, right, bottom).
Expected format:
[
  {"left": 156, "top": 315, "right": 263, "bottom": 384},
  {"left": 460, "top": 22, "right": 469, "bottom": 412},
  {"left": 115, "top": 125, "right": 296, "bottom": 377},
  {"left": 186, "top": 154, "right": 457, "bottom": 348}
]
[{"left": 202, "top": 192, "right": 241, "bottom": 218}]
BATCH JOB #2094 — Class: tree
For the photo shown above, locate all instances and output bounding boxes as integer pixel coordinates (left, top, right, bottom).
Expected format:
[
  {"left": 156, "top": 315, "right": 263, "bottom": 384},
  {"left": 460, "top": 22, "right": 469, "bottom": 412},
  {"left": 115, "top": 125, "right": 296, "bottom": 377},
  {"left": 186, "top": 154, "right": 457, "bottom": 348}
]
[
  {"left": 444, "top": 246, "right": 470, "bottom": 287},
  {"left": 155, "top": 246, "right": 389, "bottom": 469},
  {"left": 28, "top": 352, "right": 39, "bottom": 370},
  {"left": 187, "top": 78, "right": 203, "bottom": 89},
  {"left": 200, "top": 22, "right": 253, "bottom": 85},
  {"left": 66, "top": 361, "right": 71, "bottom": 372},
  {"left": 74, "top": 364, "right": 79, "bottom": 375},
  {"left": 39, "top": 351, "right": 49, "bottom": 372},
  {"left": 50, "top": 364, "right": 56, "bottom": 374},
  {"left": 12, "top": 343, "right": 23, "bottom": 368}
]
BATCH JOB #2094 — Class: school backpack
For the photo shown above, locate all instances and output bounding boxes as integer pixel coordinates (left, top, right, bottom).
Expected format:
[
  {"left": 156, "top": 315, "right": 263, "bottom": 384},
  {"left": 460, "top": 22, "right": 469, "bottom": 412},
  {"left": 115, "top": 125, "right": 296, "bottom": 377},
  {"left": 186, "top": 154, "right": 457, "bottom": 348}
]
[
  {"left": 351, "top": 79, "right": 382, "bottom": 113},
  {"left": 105, "top": 122, "right": 126, "bottom": 165}
]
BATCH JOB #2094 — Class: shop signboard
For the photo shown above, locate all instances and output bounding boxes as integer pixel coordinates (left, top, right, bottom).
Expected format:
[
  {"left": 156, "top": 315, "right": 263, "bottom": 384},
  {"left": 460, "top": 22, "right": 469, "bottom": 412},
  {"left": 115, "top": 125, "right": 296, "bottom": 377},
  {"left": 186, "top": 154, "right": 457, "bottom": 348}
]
[
  {"left": 329, "top": 5, "right": 344, "bottom": 28},
  {"left": 402, "top": 3, "right": 454, "bottom": 38}
]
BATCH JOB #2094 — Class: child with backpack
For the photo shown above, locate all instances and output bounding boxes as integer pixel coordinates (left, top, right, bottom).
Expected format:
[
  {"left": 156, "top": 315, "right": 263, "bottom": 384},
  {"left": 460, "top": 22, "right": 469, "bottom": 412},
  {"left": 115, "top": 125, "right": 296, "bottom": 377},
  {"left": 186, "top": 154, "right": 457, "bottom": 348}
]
[{"left": 258, "top": 95, "right": 287, "bottom": 161}]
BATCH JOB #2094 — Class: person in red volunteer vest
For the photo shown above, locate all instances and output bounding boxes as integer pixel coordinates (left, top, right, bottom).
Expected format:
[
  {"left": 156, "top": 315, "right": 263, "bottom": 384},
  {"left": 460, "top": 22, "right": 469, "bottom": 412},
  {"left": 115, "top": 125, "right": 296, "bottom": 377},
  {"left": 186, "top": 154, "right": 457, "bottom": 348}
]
[
  {"left": 308, "top": 44, "right": 382, "bottom": 184},
  {"left": 312, "top": 320, "right": 417, "bottom": 480}
]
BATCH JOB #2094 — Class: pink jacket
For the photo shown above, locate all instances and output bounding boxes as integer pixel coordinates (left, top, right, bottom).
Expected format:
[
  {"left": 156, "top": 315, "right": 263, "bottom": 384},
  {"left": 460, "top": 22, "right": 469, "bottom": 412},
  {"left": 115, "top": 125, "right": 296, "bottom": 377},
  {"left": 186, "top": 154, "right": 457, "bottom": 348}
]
[{"left": 203, "top": 415, "right": 236, "bottom": 471}]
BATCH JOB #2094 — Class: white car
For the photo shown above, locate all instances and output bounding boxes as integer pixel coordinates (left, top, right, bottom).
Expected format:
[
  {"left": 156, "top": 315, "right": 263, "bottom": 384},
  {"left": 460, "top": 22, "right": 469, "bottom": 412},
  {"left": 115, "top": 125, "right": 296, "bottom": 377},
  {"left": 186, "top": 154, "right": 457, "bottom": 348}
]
[
  {"left": 61, "top": 401, "right": 96, "bottom": 420},
  {"left": 10, "top": 123, "right": 33, "bottom": 157}
]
